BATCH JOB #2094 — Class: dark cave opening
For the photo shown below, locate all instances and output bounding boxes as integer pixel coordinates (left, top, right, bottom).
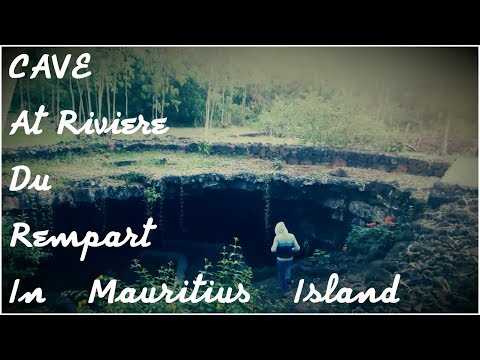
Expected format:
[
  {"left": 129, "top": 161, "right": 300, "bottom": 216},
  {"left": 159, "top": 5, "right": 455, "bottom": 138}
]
[
  {"left": 5, "top": 177, "right": 477, "bottom": 314},
  {"left": 7, "top": 187, "right": 354, "bottom": 306}
]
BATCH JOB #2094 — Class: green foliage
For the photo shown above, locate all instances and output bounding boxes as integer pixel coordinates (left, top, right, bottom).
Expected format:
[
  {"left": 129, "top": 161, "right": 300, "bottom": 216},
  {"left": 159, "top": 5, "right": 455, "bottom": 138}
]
[
  {"left": 156, "top": 180, "right": 166, "bottom": 238},
  {"left": 346, "top": 221, "right": 407, "bottom": 262},
  {"left": 257, "top": 91, "right": 403, "bottom": 152},
  {"left": 263, "top": 179, "right": 271, "bottom": 236},
  {"left": 143, "top": 187, "right": 162, "bottom": 204},
  {"left": 2, "top": 214, "right": 51, "bottom": 294},
  {"left": 308, "top": 249, "right": 331, "bottom": 266},
  {"left": 198, "top": 141, "right": 212, "bottom": 156},
  {"left": 164, "top": 78, "right": 206, "bottom": 126},
  {"left": 6, "top": 48, "right": 475, "bottom": 156},
  {"left": 63, "top": 237, "right": 276, "bottom": 313},
  {"left": 273, "top": 159, "right": 283, "bottom": 170},
  {"left": 142, "top": 186, "right": 163, "bottom": 219},
  {"left": 118, "top": 171, "right": 144, "bottom": 184}
]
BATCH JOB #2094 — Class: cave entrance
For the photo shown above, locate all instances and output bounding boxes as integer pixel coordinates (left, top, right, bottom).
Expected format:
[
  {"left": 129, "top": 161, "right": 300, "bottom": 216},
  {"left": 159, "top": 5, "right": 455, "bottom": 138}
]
[
  {"left": 28, "top": 187, "right": 351, "bottom": 295},
  {"left": 161, "top": 189, "right": 351, "bottom": 268}
]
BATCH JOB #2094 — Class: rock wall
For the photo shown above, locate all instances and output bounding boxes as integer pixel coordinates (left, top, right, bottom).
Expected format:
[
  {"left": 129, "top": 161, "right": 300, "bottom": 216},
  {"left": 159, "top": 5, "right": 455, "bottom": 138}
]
[
  {"left": 290, "top": 182, "right": 478, "bottom": 313},
  {"left": 394, "top": 183, "right": 478, "bottom": 312},
  {"left": 3, "top": 167, "right": 475, "bottom": 312},
  {"left": 2, "top": 172, "right": 414, "bottom": 227},
  {"left": 3, "top": 139, "right": 451, "bottom": 177}
]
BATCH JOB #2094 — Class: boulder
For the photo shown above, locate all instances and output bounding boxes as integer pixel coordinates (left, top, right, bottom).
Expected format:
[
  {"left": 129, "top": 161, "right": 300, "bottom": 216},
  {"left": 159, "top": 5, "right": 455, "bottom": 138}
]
[
  {"left": 329, "top": 168, "right": 348, "bottom": 177},
  {"left": 113, "top": 160, "right": 138, "bottom": 167},
  {"left": 155, "top": 158, "right": 168, "bottom": 165}
]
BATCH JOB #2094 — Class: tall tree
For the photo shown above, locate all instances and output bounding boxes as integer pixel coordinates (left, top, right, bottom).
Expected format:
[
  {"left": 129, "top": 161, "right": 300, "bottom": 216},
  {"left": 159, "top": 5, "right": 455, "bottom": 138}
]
[{"left": 2, "top": 48, "right": 25, "bottom": 131}]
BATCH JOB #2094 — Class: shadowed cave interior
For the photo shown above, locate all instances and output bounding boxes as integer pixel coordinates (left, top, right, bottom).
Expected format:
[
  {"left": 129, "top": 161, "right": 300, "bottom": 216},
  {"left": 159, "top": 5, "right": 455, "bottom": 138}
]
[{"left": 21, "top": 188, "right": 352, "bottom": 298}]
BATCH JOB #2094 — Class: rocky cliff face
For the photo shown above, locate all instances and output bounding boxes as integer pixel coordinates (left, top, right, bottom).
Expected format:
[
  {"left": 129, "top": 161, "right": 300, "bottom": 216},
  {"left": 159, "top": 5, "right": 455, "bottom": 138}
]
[
  {"left": 2, "top": 141, "right": 476, "bottom": 313},
  {"left": 2, "top": 171, "right": 416, "bottom": 226},
  {"left": 284, "top": 183, "right": 478, "bottom": 313}
]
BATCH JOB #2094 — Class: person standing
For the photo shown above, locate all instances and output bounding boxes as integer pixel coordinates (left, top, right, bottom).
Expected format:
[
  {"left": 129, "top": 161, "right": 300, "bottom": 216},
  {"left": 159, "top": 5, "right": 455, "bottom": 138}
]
[{"left": 271, "top": 221, "right": 301, "bottom": 294}]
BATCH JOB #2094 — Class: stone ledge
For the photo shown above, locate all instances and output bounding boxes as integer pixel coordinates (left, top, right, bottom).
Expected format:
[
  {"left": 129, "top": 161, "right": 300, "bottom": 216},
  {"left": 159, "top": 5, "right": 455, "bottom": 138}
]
[
  {"left": 3, "top": 139, "right": 451, "bottom": 177},
  {"left": 2, "top": 171, "right": 413, "bottom": 213}
]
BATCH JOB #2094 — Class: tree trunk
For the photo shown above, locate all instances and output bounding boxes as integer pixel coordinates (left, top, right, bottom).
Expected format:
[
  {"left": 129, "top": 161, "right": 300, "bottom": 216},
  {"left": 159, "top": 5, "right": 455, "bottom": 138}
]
[
  {"left": 97, "top": 76, "right": 104, "bottom": 120},
  {"left": 161, "top": 74, "right": 166, "bottom": 118},
  {"left": 210, "top": 84, "right": 216, "bottom": 129},
  {"left": 56, "top": 78, "right": 60, "bottom": 126},
  {"left": 26, "top": 81, "right": 31, "bottom": 113},
  {"left": 2, "top": 49, "right": 23, "bottom": 131},
  {"left": 229, "top": 83, "right": 234, "bottom": 126},
  {"left": 86, "top": 78, "right": 92, "bottom": 116},
  {"left": 51, "top": 85, "right": 55, "bottom": 121},
  {"left": 210, "top": 100, "right": 215, "bottom": 129},
  {"left": 112, "top": 76, "right": 116, "bottom": 119},
  {"left": 77, "top": 80, "right": 84, "bottom": 124},
  {"left": 69, "top": 76, "right": 75, "bottom": 111},
  {"left": 125, "top": 77, "right": 128, "bottom": 117},
  {"left": 221, "top": 86, "right": 225, "bottom": 126},
  {"left": 442, "top": 113, "right": 450, "bottom": 156},
  {"left": 19, "top": 80, "right": 24, "bottom": 111},
  {"left": 404, "top": 122, "right": 410, "bottom": 139},
  {"left": 241, "top": 85, "right": 247, "bottom": 125},
  {"left": 204, "top": 84, "right": 210, "bottom": 140},
  {"left": 2, "top": 77, "right": 17, "bottom": 130},
  {"left": 106, "top": 80, "right": 111, "bottom": 120}
]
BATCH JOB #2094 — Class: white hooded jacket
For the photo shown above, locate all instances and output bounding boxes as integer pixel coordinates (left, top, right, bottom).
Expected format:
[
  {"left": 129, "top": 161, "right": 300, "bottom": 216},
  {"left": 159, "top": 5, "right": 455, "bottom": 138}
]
[{"left": 271, "top": 222, "right": 301, "bottom": 261}]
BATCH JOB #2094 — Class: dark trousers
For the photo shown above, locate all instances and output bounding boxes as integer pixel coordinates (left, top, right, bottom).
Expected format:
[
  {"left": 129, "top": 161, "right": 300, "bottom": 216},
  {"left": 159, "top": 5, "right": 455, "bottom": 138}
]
[{"left": 277, "top": 259, "right": 292, "bottom": 293}]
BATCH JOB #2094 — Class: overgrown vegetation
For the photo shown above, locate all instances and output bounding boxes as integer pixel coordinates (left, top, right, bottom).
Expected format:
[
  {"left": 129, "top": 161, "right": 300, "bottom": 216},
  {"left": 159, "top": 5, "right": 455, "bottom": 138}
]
[
  {"left": 118, "top": 171, "right": 144, "bottom": 184},
  {"left": 272, "top": 158, "right": 283, "bottom": 171},
  {"left": 4, "top": 48, "right": 475, "bottom": 155},
  {"left": 2, "top": 149, "right": 440, "bottom": 197},
  {"left": 156, "top": 180, "right": 166, "bottom": 239},
  {"left": 258, "top": 92, "right": 404, "bottom": 152},
  {"left": 263, "top": 179, "right": 271, "bottom": 240},
  {"left": 142, "top": 186, "right": 162, "bottom": 218},
  {"left": 346, "top": 217, "right": 408, "bottom": 262},
  {"left": 198, "top": 141, "right": 212, "bottom": 155},
  {"left": 179, "top": 177, "right": 186, "bottom": 233},
  {"left": 143, "top": 186, "right": 162, "bottom": 204},
  {"left": 308, "top": 249, "right": 331, "bottom": 266},
  {"left": 2, "top": 214, "right": 51, "bottom": 299},
  {"left": 62, "top": 237, "right": 283, "bottom": 313}
]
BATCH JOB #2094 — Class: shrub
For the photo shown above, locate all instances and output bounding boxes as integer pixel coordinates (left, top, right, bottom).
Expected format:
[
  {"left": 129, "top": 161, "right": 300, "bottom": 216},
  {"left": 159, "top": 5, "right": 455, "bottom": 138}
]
[
  {"left": 346, "top": 220, "right": 407, "bottom": 262},
  {"left": 142, "top": 186, "right": 163, "bottom": 218},
  {"left": 143, "top": 187, "right": 162, "bottom": 204},
  {"left": 118, "top": 171, "right": 144, "bottom": 184},
  {"left": 2, "top": 214, "right": 51, "bottom": 296},
  {"left": 257, "top": 91, "right": 403, "bottom": 152},
  {"left": 308, "top": 249, "right": 331, "bottom": 266},
  {"left": 273, "top": 159, "right": 283, "bottom": 170},
  {"left": 198, "top": 141, "right": 212, "bottom": 156},
  {"left": 62, "top": 237, "right": 276, "bottom": 313}
]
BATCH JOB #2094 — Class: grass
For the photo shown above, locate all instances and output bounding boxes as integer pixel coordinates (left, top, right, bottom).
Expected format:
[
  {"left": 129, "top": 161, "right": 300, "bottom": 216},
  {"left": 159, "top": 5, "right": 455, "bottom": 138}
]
[
  {"left": 3, "top": 121, "right": 454, "bottom": 164},
  {"left": 3, "top": 124, "right": 79, "bottom": 148},
  {"left": 2, "top": 149, "right": 439, "bottom": 198},
  {"left": 2, "top": 115, "right": 298, "bottom": 148},
  {"left": 3, "top": 112, "right": 459, "bottom": 162},
  {"left": 2, "top": 150, "right": 260, "bottom": 189},
  {"left": 2, "top": 113, "right": 456, "bottom": 165}
]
